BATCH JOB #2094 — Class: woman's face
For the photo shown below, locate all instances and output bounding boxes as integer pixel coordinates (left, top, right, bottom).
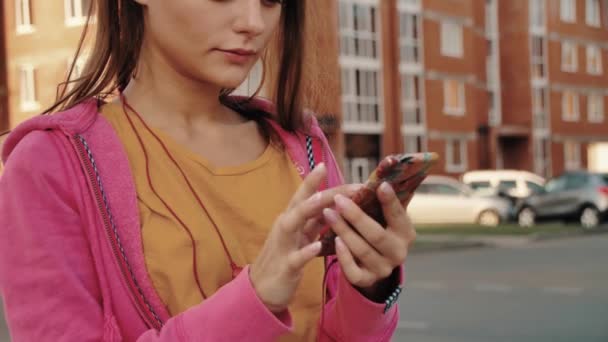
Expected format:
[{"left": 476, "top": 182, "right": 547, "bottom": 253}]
[{"left": 136, "top": 0, "right": 283, "bottom": 89}]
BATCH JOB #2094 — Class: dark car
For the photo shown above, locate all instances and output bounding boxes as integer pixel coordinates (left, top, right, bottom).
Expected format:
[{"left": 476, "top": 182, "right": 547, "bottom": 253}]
[{"left": 516, "top": 171, "right": 608, "bottom": 229}]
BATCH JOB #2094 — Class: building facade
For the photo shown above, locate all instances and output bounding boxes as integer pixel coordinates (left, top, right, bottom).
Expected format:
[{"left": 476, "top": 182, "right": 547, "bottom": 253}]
[
  {"left": 2, "top": 0, "right": 607, "bottom": 181},
  {"left": 336, "top": 0, "right": 608, "bottom": 183}
]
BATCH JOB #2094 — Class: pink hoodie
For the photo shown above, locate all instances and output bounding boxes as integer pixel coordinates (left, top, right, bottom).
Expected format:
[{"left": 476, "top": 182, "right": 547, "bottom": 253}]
[{"left": 0, "top": 98, "right": 401, "bottom": 341}]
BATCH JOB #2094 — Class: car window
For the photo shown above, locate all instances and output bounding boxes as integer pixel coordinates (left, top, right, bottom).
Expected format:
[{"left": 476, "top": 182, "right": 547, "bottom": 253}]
[
  {"left": 498, "top": 180, "right": 517, "bottom": 190},
  {"left": 428, "top": 184, "right": 462, "bottom": 196},
  {"left": 416, "top": 184, "right": 432, "bottom": 194},
  {"left": 526, "top": 181, "right": 545, "bottom": 194},
  {"left": 601, "top": 174, "right": 608, "bottom": 185},
  {"left": 545, "top": 177, "right": 567, "bottom": 193},
  {"left": 469, "top": 181, "right": 491, "bottom": 190},
  {"left": 565, "top": 173, "right": 589, "bottom": 190}
]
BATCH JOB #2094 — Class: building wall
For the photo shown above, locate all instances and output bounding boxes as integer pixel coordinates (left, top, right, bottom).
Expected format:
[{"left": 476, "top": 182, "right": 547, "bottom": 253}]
[{"left": 4, "top": 0, "right": 86, "bottom": 127}]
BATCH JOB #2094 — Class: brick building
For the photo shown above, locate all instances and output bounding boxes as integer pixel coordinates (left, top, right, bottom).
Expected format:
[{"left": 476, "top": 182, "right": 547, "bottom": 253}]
[
  {"left": 335, "top": 0, "right": 608, "bottom": 183},
  {"left": 1, "top": 0, "right": 607, "bottom": 181}
]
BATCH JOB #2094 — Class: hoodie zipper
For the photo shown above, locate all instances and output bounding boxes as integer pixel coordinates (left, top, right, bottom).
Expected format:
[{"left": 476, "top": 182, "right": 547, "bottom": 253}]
[{"left": 73, "top": 135, "right": 164, "bottom": 330}]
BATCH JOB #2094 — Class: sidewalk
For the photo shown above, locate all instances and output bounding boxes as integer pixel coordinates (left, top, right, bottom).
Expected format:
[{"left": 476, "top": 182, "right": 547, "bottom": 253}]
[{"left": 411, "top": 225, "right": 608, "bottom": 254}]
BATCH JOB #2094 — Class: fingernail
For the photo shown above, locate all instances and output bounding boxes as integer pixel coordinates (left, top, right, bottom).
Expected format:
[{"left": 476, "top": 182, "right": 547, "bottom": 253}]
[
  {"left": 309, "top": 191, "right": 322, "bottom": 205},
  {"left": 315, "top": 163, "right": 326, "bottom": 173},
  {"left": 334, "top": 194, "right": 349, "bottom": 210},
  {"left": 323, "top": 208, "right": 339, "bottom": 225},
  {"left": 335, "top": 236, "right": 344, "bottom": 251},
  {"left": 380, "top": 182, "right": 395, "bottom": 196},
  {"left": 309, "top": 241, "right": 322, "bottom": 253}
]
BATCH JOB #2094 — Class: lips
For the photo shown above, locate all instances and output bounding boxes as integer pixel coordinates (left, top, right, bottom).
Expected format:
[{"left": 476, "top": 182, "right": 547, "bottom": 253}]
[{"left": 218, "top": 49, "right": 257, "bottom": 56}]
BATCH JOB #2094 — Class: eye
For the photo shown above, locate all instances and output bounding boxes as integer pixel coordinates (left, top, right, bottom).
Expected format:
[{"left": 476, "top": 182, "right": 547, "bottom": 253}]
[{"left": 262, "top": 0, "right": 284, "bottom": 7}]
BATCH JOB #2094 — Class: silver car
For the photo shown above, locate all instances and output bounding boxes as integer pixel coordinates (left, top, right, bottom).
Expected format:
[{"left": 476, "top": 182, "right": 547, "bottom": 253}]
[
  {"left": 516, "top": 171, "right": 608, "bottom": 229},
  {"left": 408, "top": 176, "right": 512, "bottom": 226}
]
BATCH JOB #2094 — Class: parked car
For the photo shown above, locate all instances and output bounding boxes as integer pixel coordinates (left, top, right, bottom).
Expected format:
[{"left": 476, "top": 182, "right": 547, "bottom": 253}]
[
  {"left": 516, "top": 171, "right": 608, "bottom": 229},
  {"left": 408, "top": 175, "right": 512, "bottom": 226},
  {"left": 462, "top": 170, "right": 546, "bottom": 199}
]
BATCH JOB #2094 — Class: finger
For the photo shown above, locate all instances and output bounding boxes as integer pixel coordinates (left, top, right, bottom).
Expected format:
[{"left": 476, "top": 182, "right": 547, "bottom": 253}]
[
  {"left": 280, "top": 183, "right": 364, "bottom": 235},
  {"left": 378, "top": 182, "right": 416, "bottom": 241},
  {"left": 335, "top": 237, "right": 377, "bottom": 288},
  {"left": 301, "top": 217, "right": 324, "bottom": 242},
  {"left": 333, "top": 193, "right": 410, "bottom": 264},
  {"left": 287, "top": 163, "right": 327, "bottom": 210},
  {"left": 286, "top": 241, "right": 323, "bottom": 274},
  {"left": 324, "top": 207, "right": 394, "bottom": 277}
]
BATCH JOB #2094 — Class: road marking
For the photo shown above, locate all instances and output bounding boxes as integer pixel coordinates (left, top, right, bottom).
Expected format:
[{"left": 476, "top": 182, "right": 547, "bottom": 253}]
[
  {"left": 408, "top": 281, "right": 445, "bottom": 290},
  {"left": 542, "top": 287, "right": 583, "bottom": 296},
  {"left": 474, "top": 283, "right": 513, "bottom": 293},
  {"left": 398, "top": 321, "right": 431, "bottom": 331}
]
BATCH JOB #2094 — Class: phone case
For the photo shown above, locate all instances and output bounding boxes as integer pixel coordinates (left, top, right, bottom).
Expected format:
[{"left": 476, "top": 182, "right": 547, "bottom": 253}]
[{"left": 318, "top": 152, "right": 439, "bottom": 256}]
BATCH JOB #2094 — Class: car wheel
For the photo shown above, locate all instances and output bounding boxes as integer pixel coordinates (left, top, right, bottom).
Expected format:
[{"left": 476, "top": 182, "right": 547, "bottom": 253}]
[
  {"left": 518, "top": 207, "right": 536, "bottom": 228},
  {"left": 580, "top": 206, "right": 600, "bottom": 229},
  {"left": 477, "top": 210, "right": 501, "bottom": 227}
]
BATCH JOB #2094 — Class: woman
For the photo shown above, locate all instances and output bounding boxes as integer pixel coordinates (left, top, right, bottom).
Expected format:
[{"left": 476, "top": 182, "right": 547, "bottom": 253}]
[{"left": 0, "top": 0, "right": 415, "bottom": 341}]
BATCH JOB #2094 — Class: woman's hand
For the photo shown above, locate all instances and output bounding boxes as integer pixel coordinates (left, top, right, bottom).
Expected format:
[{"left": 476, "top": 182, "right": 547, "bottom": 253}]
[
  {"left": 322, "top": 182, "right": 416, "bottom": 297},
  {"left": 250, "top": 163, "right": 361, "bottom": 314}
]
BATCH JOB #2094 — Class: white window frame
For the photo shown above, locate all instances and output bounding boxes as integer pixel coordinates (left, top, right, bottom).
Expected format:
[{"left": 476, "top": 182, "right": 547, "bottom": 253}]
[
  {"left": 399, "top": 12, "right": 420, "bottom": 65},
  {"left": 339, "top": 0, "right": 384, "bottom": 133},
  {"left": 529, "top": 0, "right": 546, "bottom": 32},
  {"left": 586, "top": 0, "right": 601, "bottom": 27},
  {"left": 587, "top": 93, "right": 605, "bottom": 123},
  {"left": 562, "top": 91, "right": 580, "bottom": 122},
  {"left": 64, "top": 0, "right": 90, "bottom": 27},
  {"left": 531, "top": 35, "right": 547, "bottom": 81},
  {"left": 561, "top": 41, "right": 578, "bottom": 72},
  {"left": 586, "top": 45, "right": 603, "bottom": 75},
  {"left": 443, "top": 80, "right": 465, "bottom": 116},
  {"left": 15, "top": 0, "right": 34, "bottom": 35},
  {"left": 446, "top": 138, "right": 467, "bottom": 173},
  {"left": 440, "top": 21, "right": 463, "bottom": 58},
  {"left": 560, "top": 0, "right": 577, "bottom": 23},
  {"left": 564, "top": 141, "right": 582, "bottom": 171},
  {"left": 404, "top": 134, "right": 427, "bottom": 154},
  {"left": 19, "top": 65, "right": 39, "bottom": 112},
  {"left": 346, "top": 157, "right": 377, "bottom": 184}
]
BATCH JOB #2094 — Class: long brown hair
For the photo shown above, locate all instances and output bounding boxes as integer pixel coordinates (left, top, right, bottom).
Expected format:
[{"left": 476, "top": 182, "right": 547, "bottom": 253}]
[{"left": 46, "top": 0, "right": 307, "bottom": 132}]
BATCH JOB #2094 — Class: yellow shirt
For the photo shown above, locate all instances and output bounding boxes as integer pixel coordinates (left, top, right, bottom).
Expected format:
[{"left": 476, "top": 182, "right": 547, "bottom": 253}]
[{"left": 101, "top": 102, "right": 324, "bottom": 341}]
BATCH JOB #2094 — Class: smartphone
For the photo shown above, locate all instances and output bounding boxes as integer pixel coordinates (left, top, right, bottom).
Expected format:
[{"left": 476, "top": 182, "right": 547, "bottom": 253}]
[{"left": 318, "top": 152, "right": 439, "bottom": 256}]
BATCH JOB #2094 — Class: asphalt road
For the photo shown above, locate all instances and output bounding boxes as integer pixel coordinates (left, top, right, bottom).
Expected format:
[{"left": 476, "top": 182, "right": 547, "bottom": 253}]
[
  {"left": 393, "top": 234, "right": 608, "bottom": 342},
  {"left": 0, "top": 235, "right": 606, "bottom": 341}
]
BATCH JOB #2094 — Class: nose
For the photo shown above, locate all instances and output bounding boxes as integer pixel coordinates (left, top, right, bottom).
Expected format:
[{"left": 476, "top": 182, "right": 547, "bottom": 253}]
[{"left": 233, "top": 0, "right": 266, "bottom": 37}]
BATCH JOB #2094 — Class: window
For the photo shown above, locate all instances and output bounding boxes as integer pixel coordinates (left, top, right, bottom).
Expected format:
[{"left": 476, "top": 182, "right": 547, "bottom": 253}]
[
  {"left": 586, "top": 45, "right": 603, "bottom": 75},
  {"left": 446, "top": 138, "right": 467, "bottom": 173},
  {"left": 531, "top": 36, "right": 546, "bottom": 79},
  {"left": 564, "top": 141, "right": 582, "bottom": 171},
  {"left": 588, "top": 94, "right": 604, "bottom": 123},
  {"left": 469, "top": 181, "right": 491, "bottom": 191},
  {"left": 404, "top": 135, "right": 426, "bottom": 153},
  {"left": 530, "top": 0, "right": 546, "bottom": 30},
  {"left": 440, "top": 22, "right": 463, "bottom": 58},
  {"left": 534, "top": 137, "right": 551, "bottom": 178},
  {"left": 432, "top": 184, "right": 463, "bottom": 196},
  {"left": 339, "top": 1, "right": 383, "bottom": 132},
  {"left": 65, "top": 0, "right": 92, "bottom": 26},
  {"left": 346, "top": 157, "right": 377, "bottom": 184},
  {"left": 545, "top": 177, "right": 568, "bottom": 193},
  {"left": 15, "top": 0, "right": 34, "bottom": 34},
  {"left": 19, "top": 65, "right": 38, "bottom": 112},
  {"left": 401, "top": 74, "right": 422, "bottom": 124},
  {"left": 444, "top": 80, "right": 465, "bottom": 116},
  {"left": 586, "top": 0, "right": 601, "bottom": 27},
  {"left": 526, "top": 181, "right": 545, "bottom": 194},
  {"left": 560, "top": 0, "right": 576, "bottom": 23},
  {"left": 565, "top": 173, "right": 589, "bottom": 189},
  {"left": 399, "top": 13, "right": 420, "bottom": 64},
  {"left": 533, "top": 87, "right": 549, "bottom": 129},
  {"left": 562, "top": 91, "right": 580, "bottom": 121},
  {"left": 339, "top": 1, "right": 380, "bottom": 59},
  {"left": 562, "top": 42, "right": 578, "bottom": 72}
]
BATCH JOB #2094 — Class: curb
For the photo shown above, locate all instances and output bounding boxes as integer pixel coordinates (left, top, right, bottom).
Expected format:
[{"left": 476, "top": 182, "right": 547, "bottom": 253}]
[
  {"left": 531, "top": 225, "right": 608, "bottom": 242},
  {"left": 410, "top": 241, "right": 488, "bottom": 254}
]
